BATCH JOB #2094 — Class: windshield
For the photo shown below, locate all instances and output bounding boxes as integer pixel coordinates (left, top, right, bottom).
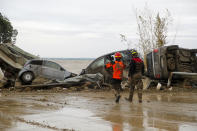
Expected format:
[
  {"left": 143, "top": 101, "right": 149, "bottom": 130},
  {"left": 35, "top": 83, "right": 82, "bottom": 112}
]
[{"left": 89, "top": 58, "right": 104, "bottom": 70}]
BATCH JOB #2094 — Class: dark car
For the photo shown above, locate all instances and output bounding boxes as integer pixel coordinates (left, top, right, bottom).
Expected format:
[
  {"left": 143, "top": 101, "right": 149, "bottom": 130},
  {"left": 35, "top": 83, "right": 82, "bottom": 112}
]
[
  {"left": 80, "top": 49, "right": 134, "bottom": 83},
  {"left": 18, "top": 59, "right": 74, "bottom": 85},
  {"left": 145, "top": 45, "right": 197, "bottom": 87}
]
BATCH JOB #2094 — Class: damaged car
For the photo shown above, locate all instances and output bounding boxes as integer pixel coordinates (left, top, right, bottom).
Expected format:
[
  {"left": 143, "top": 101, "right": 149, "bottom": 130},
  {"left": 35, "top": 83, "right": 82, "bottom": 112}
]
[
  {"left": 18, "top": 59, "right": 75, "bottom": 85},
  {"left": 80, "top": 49, "right": 134, "bottom": 83},
  {"left": 145, "top": 45, "right": 197, "bottom": 87}
]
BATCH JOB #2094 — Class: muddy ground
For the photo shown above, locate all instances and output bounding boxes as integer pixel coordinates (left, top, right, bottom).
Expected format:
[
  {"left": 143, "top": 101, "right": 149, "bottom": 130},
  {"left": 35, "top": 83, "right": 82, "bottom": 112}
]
[{"left": 0, "top": 89, "right": 197, "bottom": 131}]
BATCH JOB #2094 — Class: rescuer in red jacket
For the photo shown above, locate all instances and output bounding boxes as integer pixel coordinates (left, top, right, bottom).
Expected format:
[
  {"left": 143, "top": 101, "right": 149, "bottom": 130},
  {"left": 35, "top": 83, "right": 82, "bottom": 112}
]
[
  {"left": 125, "top": 50, "right": 144, "bottom": 103},
  {"left": 105, "top": 52, "right": 125, "bottom": 103}
]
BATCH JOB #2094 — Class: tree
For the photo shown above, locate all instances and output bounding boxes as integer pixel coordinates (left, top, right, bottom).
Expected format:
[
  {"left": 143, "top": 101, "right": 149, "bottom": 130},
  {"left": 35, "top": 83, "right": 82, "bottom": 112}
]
[
  {"left": 120, "top": 34, "right": 132, "bottom": 49},
  {"left": 12, "top": 29, "right": 18, "bottom": 44},
  {"left": 0, "top": 12, "right": 18, "bottom": 44},
  {"left": 135, "top": 6, "right": 172, "bottom": 56},
  {"left": 154, "top": 11, "right": 172, "bottom": 48}
]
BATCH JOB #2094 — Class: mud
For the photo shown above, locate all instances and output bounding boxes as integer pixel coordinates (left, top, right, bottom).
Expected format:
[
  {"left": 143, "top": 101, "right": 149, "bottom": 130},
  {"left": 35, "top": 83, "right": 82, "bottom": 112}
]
[{"left": 0, "top": 90, "right": 197, "bottom": 131}]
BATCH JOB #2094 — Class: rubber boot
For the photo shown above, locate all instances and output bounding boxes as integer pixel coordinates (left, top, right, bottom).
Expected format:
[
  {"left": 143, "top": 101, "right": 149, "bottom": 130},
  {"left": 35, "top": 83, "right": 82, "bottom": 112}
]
[
  {"left": 138, "top": 92, "right": 142, "bottom": 103},
  {"left": 125, "top": 87, "right": 134, "bottom": 102},
  {"left": 115, "top": 94, "right": 121, "bottom": 103}
]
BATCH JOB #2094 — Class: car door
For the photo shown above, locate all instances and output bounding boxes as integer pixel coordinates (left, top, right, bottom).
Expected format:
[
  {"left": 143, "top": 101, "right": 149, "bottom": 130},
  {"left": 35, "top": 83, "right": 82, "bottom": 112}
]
[
  {"left": 28, "top": 60, "right": 43, "bottom": 76},
  {"left": 41, "top": 60, "right": 65, "bottom": 80}
]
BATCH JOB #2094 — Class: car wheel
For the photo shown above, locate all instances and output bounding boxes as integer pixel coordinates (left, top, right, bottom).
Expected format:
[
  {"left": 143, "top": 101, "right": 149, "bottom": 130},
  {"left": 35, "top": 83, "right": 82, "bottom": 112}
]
[
  {"left": 21, "top": 72, "right": 34, "bottom": 85},
  {"left": 167, "top": 45, "right": 178, "bottom": 51}
]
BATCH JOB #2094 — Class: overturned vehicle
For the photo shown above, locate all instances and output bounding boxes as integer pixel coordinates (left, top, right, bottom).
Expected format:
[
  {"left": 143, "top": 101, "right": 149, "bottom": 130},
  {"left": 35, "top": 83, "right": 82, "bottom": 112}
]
[{"left": 145, "top": 45, "right": 197, "bottom": 87}]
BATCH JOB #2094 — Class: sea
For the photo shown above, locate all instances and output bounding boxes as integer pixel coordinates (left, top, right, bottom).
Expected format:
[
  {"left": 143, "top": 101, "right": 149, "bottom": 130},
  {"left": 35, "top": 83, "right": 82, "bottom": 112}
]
[{"left": 48, "top": 58, "right": 94, "bottom": 74}]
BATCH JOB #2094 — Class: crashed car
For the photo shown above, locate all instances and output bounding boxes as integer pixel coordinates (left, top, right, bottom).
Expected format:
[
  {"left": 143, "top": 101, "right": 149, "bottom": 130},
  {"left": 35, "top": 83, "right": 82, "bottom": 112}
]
[
  {"left": 18, "top": 59, "right": 74, "bottom": 85},
  {"left": 145, "top": 45, "right": 197, "bottom": 87},
  {"left": 80, "top": 49, "right": 134, "bottom": 83}
]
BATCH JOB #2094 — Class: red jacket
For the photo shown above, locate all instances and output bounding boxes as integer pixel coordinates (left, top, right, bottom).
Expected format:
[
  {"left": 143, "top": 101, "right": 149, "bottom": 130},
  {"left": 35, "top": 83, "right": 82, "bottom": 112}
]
[
  {"left": 128, "top": 57, "right": 144, "bottom": 77},
  {"left": 106, "top": 61, "right": 125, "bottom": 80}
]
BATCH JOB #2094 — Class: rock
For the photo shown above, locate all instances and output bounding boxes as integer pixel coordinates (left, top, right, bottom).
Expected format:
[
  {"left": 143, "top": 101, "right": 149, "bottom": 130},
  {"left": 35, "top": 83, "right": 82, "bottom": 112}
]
[
  {"left": 9, "top": 87, "right": 15, "bottom": 91},
  {"left": 23, "top": 87, "right": 31, "bottom": 92},
  {"left": 55, "top": 87, "right": 62, "bottom": 91},
  {"left": 69, "top": 86, "right": 77, "bottom": 91}
]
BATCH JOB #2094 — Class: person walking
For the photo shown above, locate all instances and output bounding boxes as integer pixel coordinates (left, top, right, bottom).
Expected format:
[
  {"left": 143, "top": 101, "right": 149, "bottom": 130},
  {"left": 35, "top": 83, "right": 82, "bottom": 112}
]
[
  {"left": 105, "top": 52, "right": 125, "bottom": 103},
  {"left": 126, "top": 50, "right": 144, "bottom": 103}
]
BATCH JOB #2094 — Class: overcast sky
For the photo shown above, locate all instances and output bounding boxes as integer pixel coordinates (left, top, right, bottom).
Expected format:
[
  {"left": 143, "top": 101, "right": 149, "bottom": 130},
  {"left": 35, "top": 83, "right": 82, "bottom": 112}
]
[{"left": 0, "top": 0, "right": 197, "bottom": 58}]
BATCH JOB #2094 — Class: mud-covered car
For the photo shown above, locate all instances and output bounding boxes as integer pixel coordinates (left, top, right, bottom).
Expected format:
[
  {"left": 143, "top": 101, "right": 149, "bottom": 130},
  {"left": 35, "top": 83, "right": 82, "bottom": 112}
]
[
  {"left": 18, "top": 59, "right": 74, "bottom": 85},
  {"left": 145, "top": 45, "right": 197, "bottom": 87},
  {"left": 80, "top": 50, "right": 134, "bottom": 83}
]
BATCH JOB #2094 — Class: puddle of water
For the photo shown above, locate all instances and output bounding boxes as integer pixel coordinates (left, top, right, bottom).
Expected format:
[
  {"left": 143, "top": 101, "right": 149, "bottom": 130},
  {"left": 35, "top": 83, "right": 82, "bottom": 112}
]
[
  {"left": 22, "top": 107, "right": 112, "bottom": 131},
  {"left": 1, "top": 91, "right": 197, "bottom": 131},
  {"left": 179, "top": 124, "right": 197, "bottom": 131},
  {"left": 7, "top": 122, "right": 54, "bottom": 131}
]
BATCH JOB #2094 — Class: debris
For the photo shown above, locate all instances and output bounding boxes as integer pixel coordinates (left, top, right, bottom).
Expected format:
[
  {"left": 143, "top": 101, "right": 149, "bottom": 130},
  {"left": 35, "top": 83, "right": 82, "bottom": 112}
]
[
  {"left": 142, "top": 77, "right": 152, "bottom": 90},
  {"left": 0, "top": 43, "right": 38, "bottom": 78},
  {"left": 156, "top": 83, "right": 162, "bottom": 90},
  {"left": 0, "top": 43, "right": 38, "bottom": 87},
  {"left": 15, "top": 73, "right": 104, "bottom": 91}
]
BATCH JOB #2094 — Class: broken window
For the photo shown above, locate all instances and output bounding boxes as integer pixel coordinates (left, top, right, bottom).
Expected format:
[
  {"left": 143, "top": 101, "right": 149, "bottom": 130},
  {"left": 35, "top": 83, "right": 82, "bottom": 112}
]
[{"left": 89, "top": 58, "right": 104, "bottom": 70}]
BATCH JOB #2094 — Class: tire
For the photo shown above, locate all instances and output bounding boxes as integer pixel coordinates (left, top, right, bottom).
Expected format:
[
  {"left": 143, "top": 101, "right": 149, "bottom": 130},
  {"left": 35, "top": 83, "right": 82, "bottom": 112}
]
[
  {"left": 167, "top": 45, "right": 179, "bottom": 51},
  {"left": 21, "top": 72, "right": 34, "bottom": 85}
]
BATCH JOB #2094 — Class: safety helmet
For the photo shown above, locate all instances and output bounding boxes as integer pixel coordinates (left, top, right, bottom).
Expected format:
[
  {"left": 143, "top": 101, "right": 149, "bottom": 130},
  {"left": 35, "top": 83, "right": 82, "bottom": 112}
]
[
  {"left": 115, "top": 52, "right": 122, "bottom": 58},
  {"left": 130, "top": 49, "right": 138, "bottom": 55}
]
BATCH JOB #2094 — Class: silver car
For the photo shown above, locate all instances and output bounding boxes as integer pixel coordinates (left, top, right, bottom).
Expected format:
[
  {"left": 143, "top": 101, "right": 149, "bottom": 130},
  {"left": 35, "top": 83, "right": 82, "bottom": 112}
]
[{"left": 18, "top": 59, "right": 73, "bottom": 85}]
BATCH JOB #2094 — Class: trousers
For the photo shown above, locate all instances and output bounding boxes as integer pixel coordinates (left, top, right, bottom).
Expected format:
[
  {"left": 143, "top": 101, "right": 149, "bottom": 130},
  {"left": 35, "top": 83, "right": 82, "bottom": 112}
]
[
  {"left": 128, "top": 73, "right": 143, "bottom": 102},
  {"left": 111, "top": 78, "right": 122, "bottom": 96}
]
